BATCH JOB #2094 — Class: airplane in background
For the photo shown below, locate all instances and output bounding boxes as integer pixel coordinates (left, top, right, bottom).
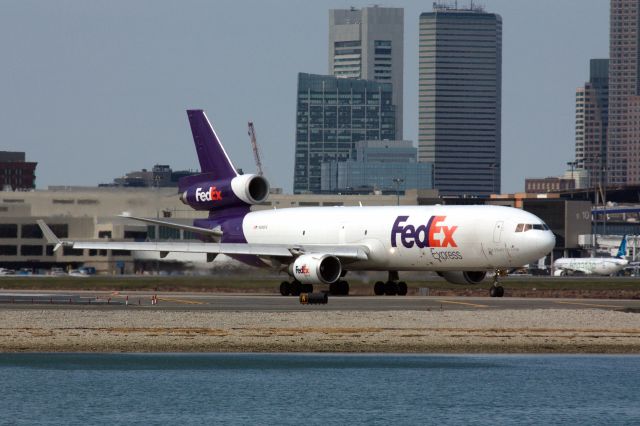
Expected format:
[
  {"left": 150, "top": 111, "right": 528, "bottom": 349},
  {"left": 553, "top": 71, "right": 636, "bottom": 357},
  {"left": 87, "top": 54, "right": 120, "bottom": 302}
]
[
  {"left": 38, "top": 110, "right": 555, "bottom": 298},
  {"left": 553, "top": 235, "right": 629, "bottom": 276}
]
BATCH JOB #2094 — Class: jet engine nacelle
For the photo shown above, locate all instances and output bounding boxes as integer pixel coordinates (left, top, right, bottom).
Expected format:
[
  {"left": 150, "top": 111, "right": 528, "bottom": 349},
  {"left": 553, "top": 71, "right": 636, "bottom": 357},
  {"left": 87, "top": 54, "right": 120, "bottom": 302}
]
[
  {"left": 180, "top": 174, "right": 270, "bottom": 211},
  {"left": 439, "top": 271, "right": 487, "bottom": 285},
  {"left": 290, "top": 254, "right": 342, "bottom": 285}
]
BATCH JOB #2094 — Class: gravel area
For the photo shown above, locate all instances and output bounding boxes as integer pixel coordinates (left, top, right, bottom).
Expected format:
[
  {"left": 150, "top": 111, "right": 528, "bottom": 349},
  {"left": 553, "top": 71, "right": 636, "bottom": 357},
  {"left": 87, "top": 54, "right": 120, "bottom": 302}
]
[{"left": 1, "top": 309, "right": 639, "bottom": 353}]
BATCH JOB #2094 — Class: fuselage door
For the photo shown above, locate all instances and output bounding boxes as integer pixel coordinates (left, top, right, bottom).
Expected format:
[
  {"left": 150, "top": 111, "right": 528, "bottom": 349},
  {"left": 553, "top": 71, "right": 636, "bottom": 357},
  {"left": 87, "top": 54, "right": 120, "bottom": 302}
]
[{"left": 493, "top": 221, "right": 504, "bottom": 243}]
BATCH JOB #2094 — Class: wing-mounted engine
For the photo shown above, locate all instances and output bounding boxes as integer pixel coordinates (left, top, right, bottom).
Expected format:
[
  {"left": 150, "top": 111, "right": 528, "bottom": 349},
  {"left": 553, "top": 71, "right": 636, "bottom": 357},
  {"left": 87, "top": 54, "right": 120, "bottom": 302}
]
[
  {"left": 290, "top": 254, "right": 342, "bottom": 285},
  {"left": 179, "top": 173, "right": 270, "bottom": 211},
  {"left": 438, "top": 271, "right": 487, "bottom": 285}
]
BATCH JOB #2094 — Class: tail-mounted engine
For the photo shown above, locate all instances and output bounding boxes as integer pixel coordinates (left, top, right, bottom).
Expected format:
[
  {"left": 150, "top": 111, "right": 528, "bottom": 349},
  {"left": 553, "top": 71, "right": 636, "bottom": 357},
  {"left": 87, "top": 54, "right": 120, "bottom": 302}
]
[
  {"left": 179, "top": 173, "right": 269, "bottom": 211},
  {"left": 290, "top": 254, "right": 342, "bottom": 285},
  {"left": 438, "top": 271, "right": 487, "bottom": 285}
]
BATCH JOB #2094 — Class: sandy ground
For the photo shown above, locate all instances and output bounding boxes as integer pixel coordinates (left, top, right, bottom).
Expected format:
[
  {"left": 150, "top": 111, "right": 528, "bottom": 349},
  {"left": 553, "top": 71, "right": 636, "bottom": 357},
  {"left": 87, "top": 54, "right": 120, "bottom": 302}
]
[{"left": 1, "top": 308, "right": 640, "bottom": 353}]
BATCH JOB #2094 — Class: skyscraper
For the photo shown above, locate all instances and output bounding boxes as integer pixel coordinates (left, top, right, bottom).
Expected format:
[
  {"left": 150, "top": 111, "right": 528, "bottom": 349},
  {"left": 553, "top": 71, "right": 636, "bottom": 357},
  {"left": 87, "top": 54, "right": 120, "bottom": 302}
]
[
  {"left": 608, "top": 0, "right": 640, "bottom": 184},
  {"left": 418, "top": 3, "right": 502, "bottom": 196},
  {"left": 329, "top": 6, "right": 403, "bottom": 140},
  {"left": 575, "top": 59, "right": 608, "bottom": 188},
  {"left": 293, "top": 73, "right": 395, "bottom": 194}
]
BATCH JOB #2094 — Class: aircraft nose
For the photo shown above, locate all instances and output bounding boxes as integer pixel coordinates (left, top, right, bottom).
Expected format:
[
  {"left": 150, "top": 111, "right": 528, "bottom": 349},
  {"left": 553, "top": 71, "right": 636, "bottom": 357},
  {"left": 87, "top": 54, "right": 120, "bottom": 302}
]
[{"left": 539, "top": 231, "right": 555, "bottom": 255}]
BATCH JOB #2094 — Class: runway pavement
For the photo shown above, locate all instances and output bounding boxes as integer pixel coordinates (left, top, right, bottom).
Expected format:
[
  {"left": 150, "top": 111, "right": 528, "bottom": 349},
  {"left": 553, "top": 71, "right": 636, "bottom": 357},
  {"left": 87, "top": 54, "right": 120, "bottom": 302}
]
[{"left": 0, "top": 290, "right": 639, "bottom": 312}]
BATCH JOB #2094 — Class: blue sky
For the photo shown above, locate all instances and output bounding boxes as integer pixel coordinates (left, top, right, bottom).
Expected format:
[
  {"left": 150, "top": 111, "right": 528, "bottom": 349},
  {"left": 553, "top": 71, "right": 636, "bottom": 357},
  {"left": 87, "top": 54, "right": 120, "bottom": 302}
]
[{"left": 0, "top": 0, "right": 608, "bottom": 193}]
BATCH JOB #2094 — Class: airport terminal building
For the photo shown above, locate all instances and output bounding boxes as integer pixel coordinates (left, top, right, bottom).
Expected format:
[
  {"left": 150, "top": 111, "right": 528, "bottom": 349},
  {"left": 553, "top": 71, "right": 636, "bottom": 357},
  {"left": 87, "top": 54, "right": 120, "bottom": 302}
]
[
  {"left": 0, "top": 185, "right": 615, "bottom": 275},
  {"left": 0, "top": 187, "right": 437, "bottom": 274}
]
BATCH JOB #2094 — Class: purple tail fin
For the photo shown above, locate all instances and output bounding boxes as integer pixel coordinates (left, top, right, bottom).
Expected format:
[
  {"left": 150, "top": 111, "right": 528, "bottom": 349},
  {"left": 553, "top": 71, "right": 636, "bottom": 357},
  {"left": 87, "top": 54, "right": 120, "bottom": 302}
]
[{"left": 187, "top": 110, "right": 238, "bottom": 179}]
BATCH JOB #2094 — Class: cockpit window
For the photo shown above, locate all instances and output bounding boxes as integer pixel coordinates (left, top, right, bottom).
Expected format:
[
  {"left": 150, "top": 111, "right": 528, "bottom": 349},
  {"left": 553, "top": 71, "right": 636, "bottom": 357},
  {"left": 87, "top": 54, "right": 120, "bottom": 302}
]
[{"left": 516, "top": 223, "right": 550, "bottom": 232}]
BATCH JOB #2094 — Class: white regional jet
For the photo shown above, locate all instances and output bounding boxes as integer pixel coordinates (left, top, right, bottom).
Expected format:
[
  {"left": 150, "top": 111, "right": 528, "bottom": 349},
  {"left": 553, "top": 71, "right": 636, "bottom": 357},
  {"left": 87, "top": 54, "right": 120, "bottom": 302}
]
[
  {"left": 553, "top": 235, "right": 629, "bottom": 276},
  {"left": 37, "top": 110, "right": 555, "bottom": 298}
]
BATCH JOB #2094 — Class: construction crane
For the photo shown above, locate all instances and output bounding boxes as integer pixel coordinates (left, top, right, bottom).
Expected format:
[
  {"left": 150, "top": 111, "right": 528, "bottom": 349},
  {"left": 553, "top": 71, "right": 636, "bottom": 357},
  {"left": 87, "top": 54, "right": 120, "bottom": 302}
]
[{"left": 247, "top": 121, "right": 264, "bottom": 176}]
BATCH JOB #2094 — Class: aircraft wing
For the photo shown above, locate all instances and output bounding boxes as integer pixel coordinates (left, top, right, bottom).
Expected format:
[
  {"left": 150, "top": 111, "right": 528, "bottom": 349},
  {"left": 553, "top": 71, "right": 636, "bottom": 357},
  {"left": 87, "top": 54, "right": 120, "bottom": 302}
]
[{"left": 36, "top": 220, "right": 368, "bottom": 261}]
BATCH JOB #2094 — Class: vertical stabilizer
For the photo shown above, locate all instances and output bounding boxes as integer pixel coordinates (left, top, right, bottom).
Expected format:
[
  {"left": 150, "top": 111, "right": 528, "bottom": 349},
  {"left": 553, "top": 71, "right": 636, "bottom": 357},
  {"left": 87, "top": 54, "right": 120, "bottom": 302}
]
[
  {"left": 187, "top": 110, "right": 238, "bottom": 180},
  {"left": 616, "top": 235, "right": 627, "bottom": 258}
]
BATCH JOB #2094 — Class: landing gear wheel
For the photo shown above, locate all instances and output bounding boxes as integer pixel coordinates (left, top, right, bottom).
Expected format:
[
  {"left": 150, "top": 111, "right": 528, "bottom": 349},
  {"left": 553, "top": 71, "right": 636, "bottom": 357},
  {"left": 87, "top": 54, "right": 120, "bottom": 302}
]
[
  {"left": 397, "top": 281, "right": 408, "bottom": 296},
  {"left": 279, "top": 281, "right": 290, "bottom": 296},
  {"left": 290, "top": 281, "right": 302, "bottom": 296},
  {"left": 337, "top": 280, "right": 349, "bottom": 296},
  {"left": 490, "top": 286, "right": 505, "bottom": 297},
  {"left": 329, "top": 282, "right": 338, "bottom": 295},
  {"left": 302, "top": 284, "right": 314, "bottom": 293},
  {"left": 384, "top": 281, "right": 398, "bottom": 296},
  {"left": 374, "top": 281, "right": 385, "bottom": 296}
]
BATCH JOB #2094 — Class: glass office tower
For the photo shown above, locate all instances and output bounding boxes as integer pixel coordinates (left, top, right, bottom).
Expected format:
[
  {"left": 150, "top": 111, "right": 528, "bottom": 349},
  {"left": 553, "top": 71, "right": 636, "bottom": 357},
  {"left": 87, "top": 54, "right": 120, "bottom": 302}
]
[
  {"left": 293, "top": 73, "right": 395, "bottom": 194},
  {"left": 329, "top": 6, "right": 404, "bottom": 140}
]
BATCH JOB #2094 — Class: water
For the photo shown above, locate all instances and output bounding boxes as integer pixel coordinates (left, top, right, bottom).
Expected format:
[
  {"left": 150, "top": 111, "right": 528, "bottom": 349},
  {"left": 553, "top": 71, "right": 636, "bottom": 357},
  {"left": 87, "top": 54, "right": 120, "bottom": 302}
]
[{"left": 1, "top": 354, "right": 639, "bottom": 425}]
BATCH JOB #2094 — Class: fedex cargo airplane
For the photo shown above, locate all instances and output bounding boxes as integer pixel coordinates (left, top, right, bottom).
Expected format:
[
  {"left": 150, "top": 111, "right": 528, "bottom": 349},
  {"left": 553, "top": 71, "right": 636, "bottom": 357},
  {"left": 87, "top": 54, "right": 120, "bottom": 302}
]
[
  {"left": 553, "top": 235, "right": 629, "bottom": 276},
  {"left": 38, "top": 110, "right": 555, "bottom": 298}
]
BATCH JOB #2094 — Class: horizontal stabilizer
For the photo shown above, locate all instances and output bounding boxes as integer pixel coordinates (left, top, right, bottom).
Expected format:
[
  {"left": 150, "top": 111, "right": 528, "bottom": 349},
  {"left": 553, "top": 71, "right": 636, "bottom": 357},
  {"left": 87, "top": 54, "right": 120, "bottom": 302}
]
[{"left": 118, "top": 214, "right": 222, "bottom": 239}]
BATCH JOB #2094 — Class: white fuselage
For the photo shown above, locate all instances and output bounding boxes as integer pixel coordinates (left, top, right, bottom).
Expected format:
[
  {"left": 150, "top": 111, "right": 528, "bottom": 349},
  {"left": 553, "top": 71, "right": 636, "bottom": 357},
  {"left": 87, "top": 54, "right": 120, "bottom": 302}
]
[
  {"left": 553, "top": 257, "right": 628, "bottom": 276},
  {"left": 241, "top": 205, "right": 555, "bottom": 272}
]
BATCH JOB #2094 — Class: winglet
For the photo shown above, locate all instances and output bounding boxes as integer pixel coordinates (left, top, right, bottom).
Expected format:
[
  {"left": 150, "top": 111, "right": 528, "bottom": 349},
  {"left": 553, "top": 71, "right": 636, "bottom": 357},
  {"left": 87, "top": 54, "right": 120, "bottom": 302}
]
[{"left": 36, "top": 220, "right": 64, "bottom": 252}]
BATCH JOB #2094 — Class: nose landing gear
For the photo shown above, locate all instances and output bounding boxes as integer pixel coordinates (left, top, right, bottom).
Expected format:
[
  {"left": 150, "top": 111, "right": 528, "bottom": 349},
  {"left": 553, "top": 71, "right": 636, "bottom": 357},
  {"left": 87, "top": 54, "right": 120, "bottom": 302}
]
[{"left": 489, "top": 270, "right": 506, "bottom": 297}]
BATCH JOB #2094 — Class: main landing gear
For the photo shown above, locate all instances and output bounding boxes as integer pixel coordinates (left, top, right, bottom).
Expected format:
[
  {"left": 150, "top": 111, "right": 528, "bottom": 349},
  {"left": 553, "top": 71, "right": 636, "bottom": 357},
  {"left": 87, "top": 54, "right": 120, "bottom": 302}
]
[
  {"left": 279, "top": 280, "right": 350, "bottom": 296},
  {"left": 489, "top": 271, "right": 505, "bottom": 297},
  {"left": 280, "top": 280, "right": 313, "bottom": 296},
  {"left": 329, "top": 280, "right": 350, "bottom": 296},
  {"left": 374, "top": 271, "right": 408, "bottom": 296}
]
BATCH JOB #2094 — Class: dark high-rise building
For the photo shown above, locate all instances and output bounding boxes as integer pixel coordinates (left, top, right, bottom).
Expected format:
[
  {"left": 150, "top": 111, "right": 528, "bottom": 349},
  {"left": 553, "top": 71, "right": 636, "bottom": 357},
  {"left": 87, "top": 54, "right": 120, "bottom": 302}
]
[
  {"left": 0, "top": 151, "right": 37, "bottom": 190},
  {"left": 329, "top": 6, "right": 404, "bottom": 139},
  {"left": 418, "top": 3, "right": 502, "bottom": 196},
  {"left": 293, "top": 73, "right": 395, "bottom": 194},
  {"left": 575, "top": 59, "right": 609, "bottom": 188},
  {"left": 608, "top": 0, "right": 640, "bottom": 184}
]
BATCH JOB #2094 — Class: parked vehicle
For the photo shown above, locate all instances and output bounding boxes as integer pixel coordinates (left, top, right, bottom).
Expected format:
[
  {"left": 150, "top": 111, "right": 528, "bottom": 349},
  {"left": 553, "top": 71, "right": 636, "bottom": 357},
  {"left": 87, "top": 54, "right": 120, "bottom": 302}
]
[
  {"left": 78, "top": 266, "right": 96, "bottom": 275},
  {"left": 50, "top": 267, "right": 67, "bottom": 276}
]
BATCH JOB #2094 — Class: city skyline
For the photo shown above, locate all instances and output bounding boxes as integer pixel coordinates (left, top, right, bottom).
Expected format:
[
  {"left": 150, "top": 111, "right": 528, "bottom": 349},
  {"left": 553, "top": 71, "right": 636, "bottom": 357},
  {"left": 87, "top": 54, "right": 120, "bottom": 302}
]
[{"left": 0, "top": 1, "right": 608, "bottom": 194}]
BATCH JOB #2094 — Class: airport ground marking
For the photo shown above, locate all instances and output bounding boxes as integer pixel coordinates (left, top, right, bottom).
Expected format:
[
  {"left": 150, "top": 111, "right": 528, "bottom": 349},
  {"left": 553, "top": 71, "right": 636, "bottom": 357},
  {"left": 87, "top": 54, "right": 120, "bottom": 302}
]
[
  {"left": 553, "top": 301, "right": 624, "bottom": 309},
  {"left": 438, "top": 300, "right": 490, "bottom": 308},
  {"left": 156, "top": 297, "right": 206, "bottom": 305}
]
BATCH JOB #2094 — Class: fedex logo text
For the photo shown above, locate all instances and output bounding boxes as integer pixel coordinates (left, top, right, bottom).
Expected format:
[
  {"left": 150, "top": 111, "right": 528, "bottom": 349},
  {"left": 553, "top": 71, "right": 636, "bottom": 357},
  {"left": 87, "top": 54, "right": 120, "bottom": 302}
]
[
  {"left": 391, "top": 215, "right": 458, "bottom": 249},
  {"left": 295, "top": 265, "right": 310, "bottom": 275},
  {"left": 195, "top": 186, "right": 222, "bottom": 202}
]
